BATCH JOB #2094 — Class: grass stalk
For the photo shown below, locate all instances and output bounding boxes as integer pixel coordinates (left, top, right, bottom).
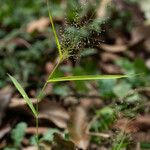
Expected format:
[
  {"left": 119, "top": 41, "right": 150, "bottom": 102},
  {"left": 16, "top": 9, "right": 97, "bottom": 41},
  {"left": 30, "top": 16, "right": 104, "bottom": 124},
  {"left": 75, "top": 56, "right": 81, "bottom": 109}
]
[{"left": 37, "top": 58, "right": 61, "bottom": 101}]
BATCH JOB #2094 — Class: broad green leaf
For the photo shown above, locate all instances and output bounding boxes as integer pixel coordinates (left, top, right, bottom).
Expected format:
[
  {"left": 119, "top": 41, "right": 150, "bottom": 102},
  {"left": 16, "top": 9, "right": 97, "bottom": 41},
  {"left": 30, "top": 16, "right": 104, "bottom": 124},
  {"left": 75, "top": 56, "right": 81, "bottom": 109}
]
[
  {"left": 47, "top": 75, "right": 128, "bottom": 82},
  {"left": 8, "top": 74, "right": 38, "bottom": 117},
  {"left": 47, "top": 0, "right": 62, "bottom": 58}
]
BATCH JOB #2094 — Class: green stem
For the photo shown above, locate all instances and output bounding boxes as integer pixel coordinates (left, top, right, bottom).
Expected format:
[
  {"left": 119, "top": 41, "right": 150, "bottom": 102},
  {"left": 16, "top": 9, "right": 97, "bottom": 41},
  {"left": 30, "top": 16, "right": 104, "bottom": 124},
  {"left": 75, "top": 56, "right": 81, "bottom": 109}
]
[
  {"left": 35, "top": 58, "right": 61, "bottom": 149},
  {"left": 37, "top": 58, "right": 62, "bottom": 101},
  {"left": 35, "top": 96, "right": 39, "bottom": 149},
  {"left": 36, "top": 115, "right": 39, "bottom": 149}
]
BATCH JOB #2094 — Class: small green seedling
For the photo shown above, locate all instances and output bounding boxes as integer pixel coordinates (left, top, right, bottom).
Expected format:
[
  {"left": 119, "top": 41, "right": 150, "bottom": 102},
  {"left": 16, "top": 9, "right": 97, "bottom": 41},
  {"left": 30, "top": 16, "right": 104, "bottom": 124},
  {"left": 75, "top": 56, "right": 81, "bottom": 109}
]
[{"left": 9, "top": 0, "right": 130, "bottom": 148}]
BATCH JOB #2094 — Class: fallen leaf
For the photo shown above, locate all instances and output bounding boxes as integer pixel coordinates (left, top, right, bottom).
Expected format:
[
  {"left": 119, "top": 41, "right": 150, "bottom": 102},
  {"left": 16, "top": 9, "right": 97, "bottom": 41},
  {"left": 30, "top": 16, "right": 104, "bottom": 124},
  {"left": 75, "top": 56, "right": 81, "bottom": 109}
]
[
  {"left": 9, "top": 98, "right": 69, "bottom": 128},
  {"left": 26, "top": 17, "right": 50, "bottom": 33},
  {"left": 8, "top": 98, "right": 37, "bottom": 116},
  {"left": 38, "top": 100, "right": 70, "bottom": 128},
  {"left": 99, "top": 43, "right": 127, "bottom": 53},
  {"left": 9, "top": 98, "right": 37, "bottom": 108},
  {"left": 68, "top": 106, "right": 89, "bottom": 150}
]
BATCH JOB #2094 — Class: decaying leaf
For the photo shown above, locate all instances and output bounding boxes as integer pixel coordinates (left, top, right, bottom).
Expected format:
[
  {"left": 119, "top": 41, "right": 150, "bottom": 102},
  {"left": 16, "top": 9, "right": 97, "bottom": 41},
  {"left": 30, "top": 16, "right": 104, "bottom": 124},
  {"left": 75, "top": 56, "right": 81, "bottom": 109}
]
[
  {"left": 9, "top": 98, "right": 37, "bottom": 108},
  {"left": 38, "top": 100, "right": 70, "bottom": 128},
  {"left": 68, "top": 106, "right": 89, "bottom": 150},
  {"left": 26, "top": 17, "right": 50, "bottom": 33},
  {"left": 52, "top": 133, "right": 76, "bottom": 150}
]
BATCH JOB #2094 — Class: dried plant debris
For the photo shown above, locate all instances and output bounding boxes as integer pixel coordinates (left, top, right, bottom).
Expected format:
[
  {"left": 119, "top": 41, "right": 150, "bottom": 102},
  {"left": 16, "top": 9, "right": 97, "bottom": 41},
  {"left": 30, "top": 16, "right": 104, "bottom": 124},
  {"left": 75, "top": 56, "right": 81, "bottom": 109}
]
[{"left": 68, "top": 106, "right": 89, "bottom": 149}]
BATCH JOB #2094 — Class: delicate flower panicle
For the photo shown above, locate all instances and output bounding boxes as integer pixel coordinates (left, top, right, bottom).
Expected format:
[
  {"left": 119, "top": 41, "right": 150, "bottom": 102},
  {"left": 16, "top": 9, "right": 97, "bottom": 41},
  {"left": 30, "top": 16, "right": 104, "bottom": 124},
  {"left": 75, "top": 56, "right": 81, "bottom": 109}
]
[{"left": 59, "top": 2, "right": 105, "bottom": 62}]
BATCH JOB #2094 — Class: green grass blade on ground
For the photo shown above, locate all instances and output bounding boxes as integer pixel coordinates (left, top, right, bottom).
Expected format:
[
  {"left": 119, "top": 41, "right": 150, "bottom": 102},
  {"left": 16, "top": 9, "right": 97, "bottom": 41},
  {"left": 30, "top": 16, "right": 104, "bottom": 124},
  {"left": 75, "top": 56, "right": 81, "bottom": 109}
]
[
  {"left": 47, "top": 0, "right": 62, "bottom": 59},
  {"left": 47, "top": 74, "right": 129, "bottom": 82},
  {"left": 8, "top": 74, "right": 38, "bottom": 117}
]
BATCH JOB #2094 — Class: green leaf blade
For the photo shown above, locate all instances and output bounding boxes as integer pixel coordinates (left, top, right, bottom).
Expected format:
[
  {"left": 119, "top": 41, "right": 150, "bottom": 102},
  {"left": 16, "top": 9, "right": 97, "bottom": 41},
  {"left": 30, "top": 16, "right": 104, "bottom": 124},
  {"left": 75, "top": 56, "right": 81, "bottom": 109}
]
[
  {"left": 8, "top": 75, "right": 38, "bottom": 117},
  {"left": 47, "top": 0, "right": 62, "bottom": 59},
  {"left": 47, "top": 75, "right": 128, "bottom": 82}
]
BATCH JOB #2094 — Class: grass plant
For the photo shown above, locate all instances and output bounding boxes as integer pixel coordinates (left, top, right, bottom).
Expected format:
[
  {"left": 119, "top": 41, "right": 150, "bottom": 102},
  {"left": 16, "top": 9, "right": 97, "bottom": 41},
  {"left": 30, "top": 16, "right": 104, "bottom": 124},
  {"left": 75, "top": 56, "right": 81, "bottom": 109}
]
[{"left": 9, "top": 0, "right": 130, "bottom": 149}]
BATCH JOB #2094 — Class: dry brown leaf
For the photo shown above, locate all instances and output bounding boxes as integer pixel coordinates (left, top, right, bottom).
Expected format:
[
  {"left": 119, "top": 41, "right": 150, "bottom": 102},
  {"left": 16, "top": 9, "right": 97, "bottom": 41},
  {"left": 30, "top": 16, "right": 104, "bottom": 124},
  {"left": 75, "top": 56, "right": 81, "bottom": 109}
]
[
  {"left": 38, "top": 100, "right": 69, "bottom": 128},
  {"left": 100, "top": 43, "right": 127, "bottom": 53},
  {"left": 26, "top": 17, "right": 49, "bottom": 33},
  {"left": 9, "top": 98, "right": 69, "bottom": 128},
  {"left": 68, "top": 106, "right": 89, "bottom": 150},
  {"left": 9, "top": 98, "right": 37, "bottom": 108}
]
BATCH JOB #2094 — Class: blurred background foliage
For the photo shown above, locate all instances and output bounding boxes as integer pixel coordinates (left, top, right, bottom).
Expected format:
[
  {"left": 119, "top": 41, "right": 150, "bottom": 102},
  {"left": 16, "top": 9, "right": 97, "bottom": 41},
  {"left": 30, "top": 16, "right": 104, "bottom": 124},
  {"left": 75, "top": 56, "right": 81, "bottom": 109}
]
[{"left": 0, "top": 0, "right": 150, "bottom": 149}]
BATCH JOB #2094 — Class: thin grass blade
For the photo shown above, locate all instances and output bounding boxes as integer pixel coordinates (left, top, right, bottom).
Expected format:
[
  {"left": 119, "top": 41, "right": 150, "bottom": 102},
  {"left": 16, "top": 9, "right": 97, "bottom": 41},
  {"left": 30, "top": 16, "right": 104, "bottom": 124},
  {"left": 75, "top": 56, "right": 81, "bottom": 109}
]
[
  {"left": 47, "top": 0, "right": 62, "bottom": 58},
  {"left": 47, "top": 74, "right": 129, "bottom": 82},
  {"left": 8, "top": 74, "right": 38, "bottom": 117}
]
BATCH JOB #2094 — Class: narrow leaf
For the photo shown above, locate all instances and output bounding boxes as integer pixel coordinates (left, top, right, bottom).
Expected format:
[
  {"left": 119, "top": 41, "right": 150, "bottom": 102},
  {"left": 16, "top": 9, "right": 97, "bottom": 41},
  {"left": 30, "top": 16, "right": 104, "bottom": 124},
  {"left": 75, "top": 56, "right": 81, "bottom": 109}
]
[
  {"left": 8, "top": 75, "right": 38, "bottom": 117},
  {"left": 47, "top": 75, "right": 128, "bottom": 82},
  {"left": 47, "top": 0, "right": 62, "bottom": 58}
]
